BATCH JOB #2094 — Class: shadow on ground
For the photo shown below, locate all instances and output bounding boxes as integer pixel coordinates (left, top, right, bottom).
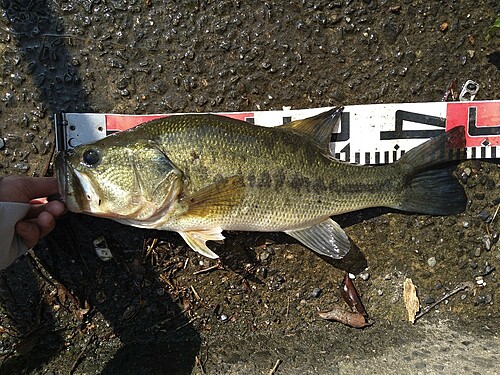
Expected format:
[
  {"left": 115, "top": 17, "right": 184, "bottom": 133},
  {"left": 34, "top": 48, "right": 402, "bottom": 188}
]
[{"left": 0, "top": 1, "right": 200, "bottom": 373}]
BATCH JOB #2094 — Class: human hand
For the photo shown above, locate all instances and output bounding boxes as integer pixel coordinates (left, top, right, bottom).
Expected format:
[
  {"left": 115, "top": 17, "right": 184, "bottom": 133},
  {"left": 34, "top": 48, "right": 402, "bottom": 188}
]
[{"left": 0, "top": 176, "right": 66, "bottom": 248}]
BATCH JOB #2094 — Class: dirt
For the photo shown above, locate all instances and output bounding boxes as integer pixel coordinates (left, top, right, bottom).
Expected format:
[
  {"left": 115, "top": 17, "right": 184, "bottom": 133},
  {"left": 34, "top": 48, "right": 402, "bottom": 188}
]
[{"left": 0, "top": 1, "right": 499, "bottom": 374}]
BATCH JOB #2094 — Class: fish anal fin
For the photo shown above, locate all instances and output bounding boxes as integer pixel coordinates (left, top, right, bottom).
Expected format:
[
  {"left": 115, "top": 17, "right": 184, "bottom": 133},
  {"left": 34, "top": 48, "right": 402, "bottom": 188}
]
[
  {"left": 179, "top": 229, "right": 224, "bottom": 259},
  {"left": 285, "top": 218, "right": 350, "bottom": 259},
  {"left": 183, "top": 176, "right": 245, "bottom": 217},
  {"left": 278, "top": 107, "right": 343, "bottom": 150}
]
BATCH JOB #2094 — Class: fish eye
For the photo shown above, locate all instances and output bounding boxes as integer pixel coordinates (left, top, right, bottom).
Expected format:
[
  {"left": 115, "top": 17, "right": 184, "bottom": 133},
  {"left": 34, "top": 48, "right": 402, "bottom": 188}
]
[{"left": 82, "top": 148, "right": 101, "bottom": 166}]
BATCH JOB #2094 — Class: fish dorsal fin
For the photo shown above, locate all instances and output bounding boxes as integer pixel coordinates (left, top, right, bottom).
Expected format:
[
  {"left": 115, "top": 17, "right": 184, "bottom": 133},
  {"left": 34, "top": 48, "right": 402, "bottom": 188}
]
[
  {"left": 179, "top": 229, "right": 224, "bottom": 258},
  {"left": 278, "top": 107, "right": 343, "bottom": 150},
  {"left": 181, "top": 176, "right": 245, "bottom": 217},
  {"left": 285, "top": 217, "right": 350, "bottom": 259}
]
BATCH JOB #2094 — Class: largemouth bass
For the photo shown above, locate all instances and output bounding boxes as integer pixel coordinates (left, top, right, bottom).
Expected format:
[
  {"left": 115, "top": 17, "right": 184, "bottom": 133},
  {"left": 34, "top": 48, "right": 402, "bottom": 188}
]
[{"left": 56, "top": 108, "right": 466, "bottom": 259}]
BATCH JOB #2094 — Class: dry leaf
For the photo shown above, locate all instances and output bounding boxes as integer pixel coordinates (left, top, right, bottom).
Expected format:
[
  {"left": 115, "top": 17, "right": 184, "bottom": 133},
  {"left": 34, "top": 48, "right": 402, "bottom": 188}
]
[
  {"left": 319, "top": 304, "right": 371, "bottom": 328},
  {"left": 403, "top": 278, "right": 420, "bottom": 323}
]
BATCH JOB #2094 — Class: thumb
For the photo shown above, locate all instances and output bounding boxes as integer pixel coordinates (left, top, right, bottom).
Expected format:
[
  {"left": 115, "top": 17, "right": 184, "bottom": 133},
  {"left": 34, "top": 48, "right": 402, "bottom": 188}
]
[{"left": 15, "top": 221, "right": 40, "bottom": 249}]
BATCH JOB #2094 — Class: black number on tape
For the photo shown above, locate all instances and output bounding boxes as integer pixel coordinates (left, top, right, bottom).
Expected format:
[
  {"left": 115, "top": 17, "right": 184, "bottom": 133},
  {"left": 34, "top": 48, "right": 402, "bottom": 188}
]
[
  {"left": 468, "top": 107, "right": 500, "bottom": 137},
  {"left": 331, "top": 112, "right": 350, "bottom": 142},
  {"left": 380, "top": 110, "right": 445, "bottom": 140}
]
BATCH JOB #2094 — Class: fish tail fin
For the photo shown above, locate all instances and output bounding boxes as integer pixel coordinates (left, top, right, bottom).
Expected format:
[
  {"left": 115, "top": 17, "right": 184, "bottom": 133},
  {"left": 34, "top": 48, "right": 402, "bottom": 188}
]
[{"left": 392, "top": 127, "right": 467, "bottom": 215}]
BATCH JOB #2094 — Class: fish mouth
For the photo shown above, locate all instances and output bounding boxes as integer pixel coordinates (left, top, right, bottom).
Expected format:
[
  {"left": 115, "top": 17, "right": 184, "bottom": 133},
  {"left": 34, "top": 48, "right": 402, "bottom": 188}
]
[
  {"left": 55, "top": 151, "right": 70, "bottom": 205},
  {"left": 55, "top": 150, "right": 88, "bottom": 213}
]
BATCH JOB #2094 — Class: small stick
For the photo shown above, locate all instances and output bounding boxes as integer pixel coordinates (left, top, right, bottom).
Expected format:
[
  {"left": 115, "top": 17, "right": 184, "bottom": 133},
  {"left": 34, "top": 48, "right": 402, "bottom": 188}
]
[
  {"left": 68, "top": 334, "right": 95, "bottom": 375},
  {"left": 193, "top": 260, "right": 224, "bottom": 275},
  {"left": 269, "top": 359, "right": 282, "bottom": 375},
  {"left": 195, "top": 355, "right": 206, "bottom": 374},
  {"left": 490, "top": 203, "right": 500, "bottom": 225},
  {"left": 414, "top": 281, "right": 474, "bottom": 321}
]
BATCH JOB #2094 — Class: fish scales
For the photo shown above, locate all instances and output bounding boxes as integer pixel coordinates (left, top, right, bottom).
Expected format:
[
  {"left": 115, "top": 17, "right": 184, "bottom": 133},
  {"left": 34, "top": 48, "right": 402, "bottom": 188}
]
[{"left": 134, "top": 114, "right": 401, "bottom": 231}]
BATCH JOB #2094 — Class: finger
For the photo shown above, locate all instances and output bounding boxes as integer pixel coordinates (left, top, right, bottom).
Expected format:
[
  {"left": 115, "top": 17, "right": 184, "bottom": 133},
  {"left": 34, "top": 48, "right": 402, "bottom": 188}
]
[
  {"left": 0, "top": 177, "right": 59, "bottom": 202},
  {"left": 37, "top": 211, "right": 57, "bottom": 238},
  {"left": 15, "top": 220, "right": 41, "bottom": 249},
  {"left": 21, "top": 177, "right": 60, "bottom": 200},
  {"left": 25, "top": 201, "right": 67, "bottom": 220}
]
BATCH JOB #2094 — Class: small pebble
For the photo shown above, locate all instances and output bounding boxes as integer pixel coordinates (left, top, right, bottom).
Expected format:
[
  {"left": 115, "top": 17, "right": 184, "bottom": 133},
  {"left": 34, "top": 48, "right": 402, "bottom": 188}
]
[
  {"left": 257, "top": 267, "right": 268, "bottom": 278},
  {"left": 476, "top": 295, "right": 486, "bottom": 305},
  {"left": 483, "top": 236, "right": 491, "bottom": 251},
  {"left": 475, "top": 276, "right": 484, "bottom": 286},
  {"left": 474, "top": 248, "right": 481, "bottom": 257},
  {"left": 311, "top": 287, "right": 322, "bottom": 298},
  {"left": 478, "top": 210, "right": 492, "bottom": 222},
  {"left": 0, "top": 138, "right": 4, "bottom": 149},
  {"left": 359, "top": 272, "right": 370, "bottom": 281},
  {"left": 220, "top": 314, "right": 228, "bottom": 322},
  {"left": 424, "top": 296, "right": 436, "bottom": 305},
  {"left": 462, "top": 221, "right": 470, "bottom": 228},
  {"left": 427, "top": 257, "right": 437, "bottom": 267},
  {"left": 377, "top": 289, "right": 383, "bottom": 296},
  {"left": 259, "top": 250, "right": 270, "bottom": 261},
  {"left": 483, "top": 264, "right": 494, "bottom": 276}
]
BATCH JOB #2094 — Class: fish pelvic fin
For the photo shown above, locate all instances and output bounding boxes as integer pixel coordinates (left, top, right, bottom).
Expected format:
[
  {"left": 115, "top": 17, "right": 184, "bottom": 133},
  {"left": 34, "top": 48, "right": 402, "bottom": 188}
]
[
  {"left": 278, "top": 107, "right": 343, "bottom": 150},
  {"left": 285, "top": 218, "right": 350, "bottom": 259},
  {"left": 394, "top": 126, "right": 467, "bottom": 215},
  {"left": 179, "top": 229, "right": 223, "bottom": 259}
]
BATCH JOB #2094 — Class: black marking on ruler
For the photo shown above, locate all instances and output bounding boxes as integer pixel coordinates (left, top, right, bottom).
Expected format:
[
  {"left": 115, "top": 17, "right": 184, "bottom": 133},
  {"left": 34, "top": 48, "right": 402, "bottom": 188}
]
[
  {"left": 341, "top": 143, "right": 350, "bottom": 163},
  {"left": 334, "top": 153, "right": 341, "bottom": 159},
  {"left": 246, "top": 117, "right": 255, "bottom": 125},
  {"left": 282, "top": 116, "right": 291, "bottom": 124},
  {"left": 384, "top": 151, "right": 389, "bottom": 163},
  {"left": 355, "top": 152, "right": 360, "bottom": 164},
  {"left": 493, "top": 147, "right": 497, "bottom": 159},
  {"left": 481, "top": 146, "right": 486, "bottom": 159},
  {"left": 375, "top": 152, "right": 380, "bottom": 164},
  {"left": 365, "top": 152, "right": 370, "bottom": 164},
  {"left": 331, "top": 112, "right": 350, "bottom": 142},
  {"left": 468, "top": 107, "right": 500, "bottom": 136},
  {"left": 393, "top": 150, "right": 397, "bottom": 162},
  {"left": 54, "top": 112, "right": 67, "bottom": 152},
  {"left": 381, "top": 110, "right": 445, "bottom": 140},
  {"left": 471, "top": 147, "right": 476, "bottom": 159}
]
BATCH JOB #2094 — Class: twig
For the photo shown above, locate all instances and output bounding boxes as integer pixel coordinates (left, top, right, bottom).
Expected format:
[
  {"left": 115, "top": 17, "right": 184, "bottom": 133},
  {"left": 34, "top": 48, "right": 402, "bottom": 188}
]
[
  {"left": 193, "top": 260, "right": 224, "bottom": 275},
  {"left": 68, "top": 333, "right": 95, "bottom": 375},
  {"left": 269, "top": 359, "right": 282, "bottom": 375},
  {"left": 490, "top": 203, "right": 500, "bottom": 225},
  {"left": 195, "top": 355, "right": 206, "bottom": 374},
  {"left": 174, "top": 316, "right": 199, "bottom": 331},
  {"left": 414, "top": 281, "right": 474, "bottom": 321}
]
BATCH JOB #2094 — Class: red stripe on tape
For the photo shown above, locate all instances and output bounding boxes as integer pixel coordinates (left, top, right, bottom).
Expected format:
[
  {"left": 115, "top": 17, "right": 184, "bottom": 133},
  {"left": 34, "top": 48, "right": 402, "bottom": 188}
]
[{"left": 446, "top": 101, "right": 500, "bottom": 146}]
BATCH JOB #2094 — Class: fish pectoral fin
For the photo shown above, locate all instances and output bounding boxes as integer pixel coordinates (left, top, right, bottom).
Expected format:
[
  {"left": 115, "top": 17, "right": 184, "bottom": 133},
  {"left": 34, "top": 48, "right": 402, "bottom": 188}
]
[
  {"left": 285, "top": 218, "right": 350, "bottom": 259},
  {"left": 179, "top": 229, "right": 224, "bottom": 259},
  {"left": 183, "top": 176, "right": 245, "bottom": 217},
  {"left": 277, "top": 107, "right": 343, "bottom": 150}
]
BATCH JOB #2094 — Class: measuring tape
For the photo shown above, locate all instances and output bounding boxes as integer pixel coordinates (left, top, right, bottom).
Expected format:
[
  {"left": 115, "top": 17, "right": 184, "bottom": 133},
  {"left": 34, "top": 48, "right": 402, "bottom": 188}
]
[{"left": 55, "top": 100, "right": 500, "bottom": 165}]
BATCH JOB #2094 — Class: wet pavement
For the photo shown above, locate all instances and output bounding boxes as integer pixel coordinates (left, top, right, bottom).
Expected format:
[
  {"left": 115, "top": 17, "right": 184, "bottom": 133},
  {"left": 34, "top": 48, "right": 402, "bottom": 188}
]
[{"left": 0, "top": 1, "right": 499, "bottom": 374}]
